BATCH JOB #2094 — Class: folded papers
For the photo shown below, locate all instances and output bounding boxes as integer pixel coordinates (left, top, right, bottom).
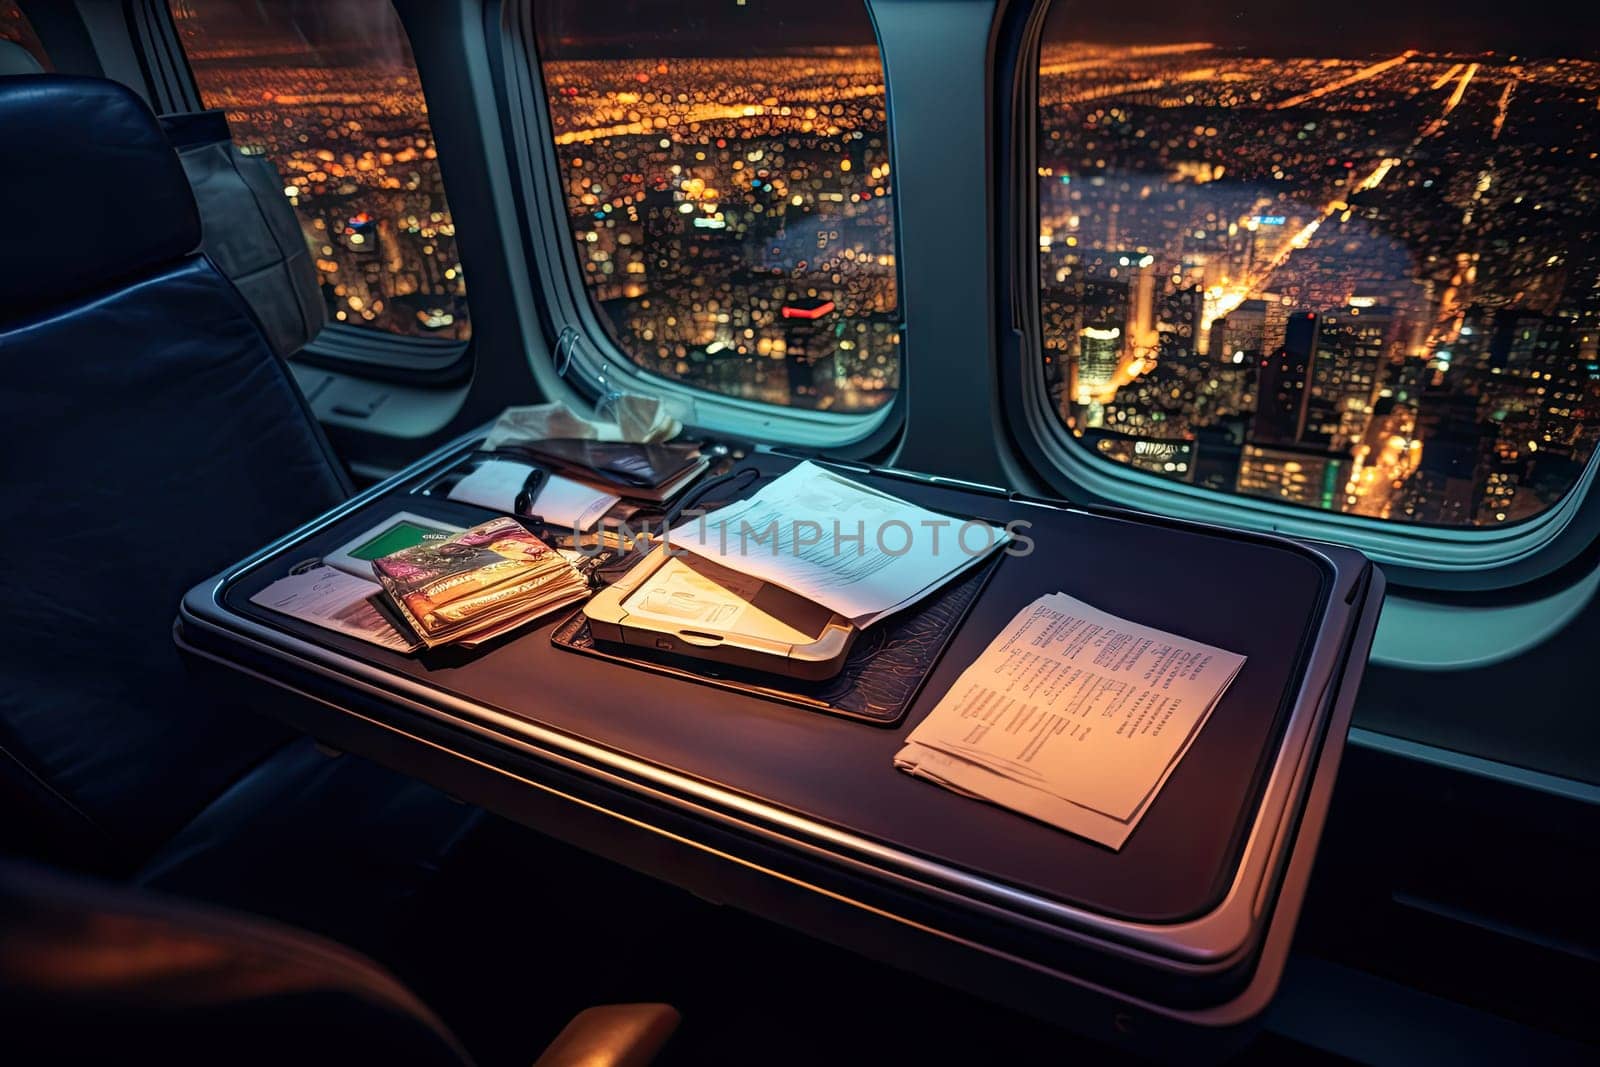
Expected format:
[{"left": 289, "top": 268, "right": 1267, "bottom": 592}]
[
  {"left": 669, "top": 461, "right": 1009, "bottom": 628},
  {"left": 250, "top": 565, "right": 419, "bottom": 653},
  {"left": 370, "top": 516, "right": 589, "bottom": 648},
  {"left": 896, "top": 593, "right": 1245, "bottom": 850}
]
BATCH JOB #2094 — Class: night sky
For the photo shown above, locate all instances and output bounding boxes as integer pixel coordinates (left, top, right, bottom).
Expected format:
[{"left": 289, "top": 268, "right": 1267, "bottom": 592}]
[
  {"left": 538, "top": 0, "right": 1599, "bottom": 58},
  {"left": 1046, "top": 0, "right": 1600, "bottom": 57},
  {"left": 180, "top": 0, "right": 1600, "bottom": 61},
  {"left": 535, "top": 0, "right": 877, "bottom": 57}
]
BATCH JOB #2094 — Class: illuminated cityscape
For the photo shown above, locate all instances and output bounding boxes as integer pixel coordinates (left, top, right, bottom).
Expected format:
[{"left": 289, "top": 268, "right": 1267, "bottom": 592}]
[
  {"left": 537, "top": 43, "right": 899, "bottom": 412},
  {"left": 159, "top": 1, "right": 1598, "bottom": 522},
  {"left": 170, "top": 0, "right": 471, "bottom": 340},
  {"left": 168, "top": 1, "right": 899, "bottom": 409},
  {"left": 1038, "top": 31, "right": 1600, "bottom": 526}
]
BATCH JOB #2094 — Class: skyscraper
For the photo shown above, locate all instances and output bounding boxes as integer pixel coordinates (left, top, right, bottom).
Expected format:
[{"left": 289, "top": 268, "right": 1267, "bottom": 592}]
[
  {"left": 1209, "top": 299, "right": 1268, "bottom": 363},
  {"left": 1404, "top": 385, "right": 1487, "bottom": 524},
  {"left": 1302, "top": 306, "right": 1390, "bottom": 450},
  {"left": 1236, "top": 443, "right": 1347, "bottom": 510},
  {"left": 1247, "top": 214, "right": 1289, "bottom": 273},
  {"left": 1077, "top": 326, "right": 1123, "bottom": 411},
  {"left": 1124, "top": 253, "right": 1158, "bottom": 363},
  {"left": 1252, "top": 311, "right": 1319, "bottom": 446}
]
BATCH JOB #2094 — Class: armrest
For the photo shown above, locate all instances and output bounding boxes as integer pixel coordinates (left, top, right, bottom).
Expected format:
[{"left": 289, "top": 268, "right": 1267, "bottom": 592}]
[{"left": 533, "top": 1003, "right": 681, "bottom": 1067}]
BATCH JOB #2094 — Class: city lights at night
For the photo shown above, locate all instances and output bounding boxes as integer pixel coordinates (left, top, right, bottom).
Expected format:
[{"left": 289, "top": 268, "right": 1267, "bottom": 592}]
[
  {"left": 137, "top": 2, "right": 1600, "bottom": 525},
  {"left": 534, "top": 4, "right": 900, "bottom": 413},
  {"left": 1038, "top": 19, "right": 1600, "bottom": 527},
  {"left": 168, "top": 0, "right": 472, "bottom": 340}
]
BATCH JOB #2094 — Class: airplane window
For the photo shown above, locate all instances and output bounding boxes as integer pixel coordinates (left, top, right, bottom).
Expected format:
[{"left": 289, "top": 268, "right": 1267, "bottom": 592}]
[
  {"left": 1037, "top": 1, "right": 1600, "bottom": 527},
  {"left": 167, "top": 0, "right": 470, "bottom": 341},
  {"left": 1, "top": 0, "right": 51, "bottom": 69},
  {"left": 531, "top": 1, "right": 899, "bottom": 413}
]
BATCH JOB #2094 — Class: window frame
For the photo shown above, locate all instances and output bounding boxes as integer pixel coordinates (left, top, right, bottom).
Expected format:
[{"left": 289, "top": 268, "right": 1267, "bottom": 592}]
[
  {"left": 497, "top": 0, "right": 904, "bottom": 450},
  {"left": 132, "top": 0, "right": 476, "bottom": 382},
  {"left": 997, "top": 0, "right": 1600, "bottom": 592},
  {"left": 3, "top": 0, "right": 53, "bottom": 69}
]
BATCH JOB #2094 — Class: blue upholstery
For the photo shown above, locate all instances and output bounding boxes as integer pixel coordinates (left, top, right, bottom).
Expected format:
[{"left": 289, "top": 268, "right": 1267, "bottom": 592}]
[
  {"left": 0, "top": 81, "right": 348, "bottom": 861},
  {"left": 137, "top": 740, "right": 482, "bottom": 951},
  {"left": 0, "top": 252, "right": 349, "bottom": 863},
  {"left": 0, "top": 77, "right": 202, "bottom": 319},
  {"left": 0, "top": 73, "right": 477, "bottom": 941}
]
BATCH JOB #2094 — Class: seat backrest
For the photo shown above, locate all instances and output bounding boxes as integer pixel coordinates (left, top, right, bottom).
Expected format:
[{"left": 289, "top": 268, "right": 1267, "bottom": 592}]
[
  {"left": 0, "top": 76, "right": 352, "bottom": 869},
  {"left": 0, "top": 857, "right": 472, "bottom": 1066},
  {"left": 160, "top": 109, "right": 328, "bottom": 359}
]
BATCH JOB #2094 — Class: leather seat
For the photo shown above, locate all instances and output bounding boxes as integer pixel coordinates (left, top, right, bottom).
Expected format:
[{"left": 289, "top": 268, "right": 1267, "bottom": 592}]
[
  {"left": 0, "top": 75, "right": 475, "bottom": 942},
  {"left": 0, "top": 857, "right": 680, "bottom": 1066}
]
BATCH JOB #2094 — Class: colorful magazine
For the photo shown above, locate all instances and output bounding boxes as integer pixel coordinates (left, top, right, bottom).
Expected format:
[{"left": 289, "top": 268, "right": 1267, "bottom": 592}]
[{"left": 371, "top": 516, "right": 588, "bottom": 647}]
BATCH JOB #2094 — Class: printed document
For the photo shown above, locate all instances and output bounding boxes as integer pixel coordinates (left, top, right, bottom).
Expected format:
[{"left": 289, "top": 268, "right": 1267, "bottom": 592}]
[
  {"left": 895, "top": 593, "right": 1245, "bottom": 849},
  {"left": 251, "top": 565, "right": 419, "bottom": 653},
  {"left": 668, "top": 461, "right": 1008, "bottom": 627}
]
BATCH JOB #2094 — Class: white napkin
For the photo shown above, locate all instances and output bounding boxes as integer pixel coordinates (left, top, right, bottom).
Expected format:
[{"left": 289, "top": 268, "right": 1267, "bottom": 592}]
[{"left": 483, "top": 395, "right": 681, "bottom": 449}]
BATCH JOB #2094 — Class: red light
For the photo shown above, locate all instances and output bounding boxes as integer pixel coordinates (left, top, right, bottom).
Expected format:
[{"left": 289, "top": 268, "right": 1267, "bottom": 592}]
[{"left": 781, "top": 300, "right": 836, "bottom": 320}]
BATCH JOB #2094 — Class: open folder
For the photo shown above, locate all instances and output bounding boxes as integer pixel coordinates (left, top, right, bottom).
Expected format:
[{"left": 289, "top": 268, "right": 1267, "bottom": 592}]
[{"left": 446, "top": 458, "right": 619, "bottom": 531}]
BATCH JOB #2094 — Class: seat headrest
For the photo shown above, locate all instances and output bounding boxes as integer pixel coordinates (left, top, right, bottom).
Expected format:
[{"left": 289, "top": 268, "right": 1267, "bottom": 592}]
[
  {"left": 0, "top": 76, "right": 201, "bottom": 320},
  {"left": 0, "top": 39, "right": 46, "bottom": 76}
]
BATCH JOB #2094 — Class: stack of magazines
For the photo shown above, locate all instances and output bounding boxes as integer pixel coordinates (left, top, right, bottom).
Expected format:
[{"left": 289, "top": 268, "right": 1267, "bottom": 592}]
[{"left": 371, "top": 516, "right": 589, "bottom": 649}]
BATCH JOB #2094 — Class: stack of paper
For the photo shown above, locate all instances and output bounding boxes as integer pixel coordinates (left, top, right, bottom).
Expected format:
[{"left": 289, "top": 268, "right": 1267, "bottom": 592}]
[
  {"left": 668, "top": 461, "right": 1009, "bottom": 628},
  {"left": 895, "top": 593, "right": 1246, "bottom": 850}
]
